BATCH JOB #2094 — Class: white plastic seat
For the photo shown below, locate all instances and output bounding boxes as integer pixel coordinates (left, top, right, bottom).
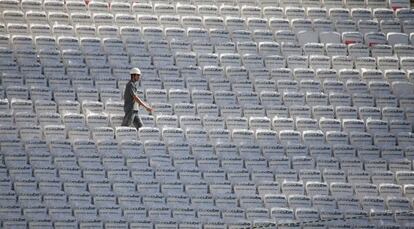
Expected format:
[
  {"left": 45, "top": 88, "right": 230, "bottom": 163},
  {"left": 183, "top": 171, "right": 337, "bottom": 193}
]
[
  {"left": 283, "top": 91, "right": 305, "bottom": 106},
  {"left": 208, "top": 30, "right": 230, "bottom": 47},
  {"left": 224, "top": 16, "right": 246, "bottom": 33},
  {"left": 325, "top": 131, "right": 348, "bottom": 145},
  {"left": 335, "top": 20, "right": 357, "bottom": 34},
  {"left": 287, "top": 194, "right": 313, "bottom": 211},
  {"left": 335, "top": 106, "right": 357, "bottom": 120},
  {"left": 277, "top": 130, "right": 301, "bottom": 146},
  {"left": 194, "top": 54, "right": 217, "bottom": 69},
  {"left": 207, "top": 129, "right": 230, "bottom": 144},
  {"left": 132, "top": 2, "right": 153, "bottom": 14},
  {"left": 371, "top": 8, "right": 394, "bottom": 20},
  {"left": 312, "top": 20, "right": 335, "bottom": 36},
  {"left": 68, "top": 11, "right": 93, "bottom": 26},
  {"left": 358, "top": 20, "right": 379, "bottom": 34},
  {"left": 173, "top": 103, "right": 195, "bottom": 117},
  {"left": 379, "top": 19, "right": 402, "bottom": 35},
  {"left": 115, "top": 127, "right": 137, "bottom": 142},
  {"left": 308, "top": 55, "right": 330, "bottom": 71},
  {"left": 189, "top": 91, "right": 213, "bottom": 107},
  {"left": 261, "top": 55, "right": 284, "bottom": 71},
  {"left": 181, "top": 16, "right": 203, "bottom": 29},
  {"left": 219, "top": 4, "right": 240, "bottom": 17},
  {"left": 354, "top": 57, "right": 376, "bottom": 70},
  {"left": 294, "top": 207, "right": 320, "bottom": 224},
  {"left": 180, "top": 65, "right": 201, "bottom": 80},
  {"left": 150, "top": 103, "right": 172, "bottom": 116},
  {"left": 62, "top": 113, "right": 85, "bottom": 128},
  {"left": 57, "top": 100, "right": 80, "bottom": 115},
  {"left": 271, "top": 116, "right": 293, "bottom": 133},
  {"left": 347, "top": 168, "right": 371, "bottom": 184},
  {"left": 222, "top": 209, "right": 247, "bottom": 225},
  {"left": 381, "top": 107, "right": 405, "bottom": 123},
  {"left": 114, "top": 14, "right": 136, "bottom": 27},
  {"left": 156, "top": 115, "right": 178, "bottom": 128},
  {"left": 263, "top": 194, "right": 287, "bottom": 211},
  {"left": 202, "top": 16, "right": 224, "bottom": 31},
  {"left": 174, "top": 52, "right": 196, "bottom": 68},
  {"left": 253, "top": 81, "right": 275, "bottom": 95},
  {"left": 302, "top": 5, "right": 327, "bottom": 19},
  {"left": 350, "top": 7, "right": 372, "bottom": 20},
  {"left": 87, "top": 0, "right": 108, "bottom": 13},
  {"left": 30, "top": 23, "right": 52, "bottom": 38},
  {"left": 197, "top": 5, "right": 219, "bottom": 16},
  {"left": 119, "top": 28, "right": 143, "bottom": 46},
  {"left": 187, "top": 28, "right": 209, "bottom": 42},
  {"left": 168, "top": 89, "right": 190, "bottom": 105},
  {"left": 389, "top": 0, "right": 411, "bottom": 9},
  {"left": 399, "top": 57, "right": 414, "bottom": 72},
  {"left": 145, "top": 89, "right": 168, "bottom": 104},
  {"left": 231, "top": 30, "right": 253, "bottom": 42},
  {"left": 29, "top": 86, "right": 52, "bottom": 101},
  {"left": 110, "top": 2, "right": 130, "bottom": 14},
  {"left": 203, "top": 117, "right": 224, "bottom": 131},
  {"left": 325, "top": 43, "right": 347, "bottom": 57},
  {"left": 251, "top": 29, "right": 273, "bottom": 43},
  {"left": 366, "top": 0, "right": 388, "bottom": 9},
  {"left": 9, "top": 99, "right": 32, "bottom": 115},
  {"left": 259, "top": 92, "right": 282, "bottom": 109},
  {"left": 137, "top": 13, "right": 161, "bottom": 27},
  {"left": 305, "top": 92, "right": 328, "bottom": 107},
  {"left": 3, "top": 11, "right": 25, "bottom": 28},
  {"left": 270, "top": 207, "right": 295, "bottom": 223},
  {"left": 395, "top": 171, "right": 414, "bottom": 186},
  {"left": 30, "top": 23, "right": 54, "bottom": 38},
  {"left": 0, "top": 0, "right": 20, "bottom": 12},
  {"left": 347, "top": 43, "right": 370, "bottom": 58},
  {"left": 185, "top": 129, "right": 208, "bottom": 144},
  {"left": 6, "top": 85, "right": 29, "bottom": 100},
  {"left": 387, "top": 32, "right": 409, "bottom": 46}
]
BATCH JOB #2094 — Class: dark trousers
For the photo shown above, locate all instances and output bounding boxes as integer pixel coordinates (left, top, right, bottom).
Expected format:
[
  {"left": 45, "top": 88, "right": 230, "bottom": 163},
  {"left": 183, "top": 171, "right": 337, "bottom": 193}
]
[{"left": 121, "top": 110, "right": 143, "bottom": 130}]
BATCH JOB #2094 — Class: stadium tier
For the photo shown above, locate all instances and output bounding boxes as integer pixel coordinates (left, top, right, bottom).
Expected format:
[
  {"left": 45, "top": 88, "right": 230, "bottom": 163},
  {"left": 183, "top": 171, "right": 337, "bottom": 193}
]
[{"left": 0, "top": 0, "right": 414, "bottom": 228}]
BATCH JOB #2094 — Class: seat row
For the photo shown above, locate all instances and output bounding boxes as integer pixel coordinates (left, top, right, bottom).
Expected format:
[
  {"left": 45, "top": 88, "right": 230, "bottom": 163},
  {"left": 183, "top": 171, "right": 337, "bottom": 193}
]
[
  {"left": 0, "top": 123, "right": 413, "bottom": 159},
  {"left": 3, "top": 9, "right": 414, "bottom": 34},
  {"left": 3, "top": 74, "right": 413, "bottom": 100},
  {"left": 1, "top": 0, "right": 412, "bottom": 20},
  {"left": 3, "top": 35, "right": 414, "bottom": 58},
  {"left": 3, "top": 135, "right": 414, "bottom": 166},
  {"left": 2, "top": 183, "right": 414, "bottom": 212},
  {"left": 4, "top": 43, "right": 414, "bottom": 70},
  {"left": 4, "top": 34, "right": 414, "bottom": 62},
  {"left": 4, "top": 48, "right": 414, "bottom": 77},
  {"left": 2, "top": 96, "right": 413, "bottom": 127},
  {"left": 3, "top": 63, "right": 414, "bottom": 91},
  {"left": 2, "top": 71, "right": 414, "bottom": 105},
  {"left": 2, "top": 98, "right": 414, "bottom": 126},
  {"left": 3, "top": 61, "right": 414, "bottom": 89},
  {"left": 0, "top": 0, "right": 410, "bottom": 11},
  {"left": 1, "top": 77, "right": 414, "bottom": 105},
  {"left": 2, "top": 162, "right": 414, "bottom": 195},
  {"left": 1, "top": 95, "right": 413, "bottom": 129},
  {"left": 4, "top": 19, "right": 414, "bottom": 48},
  {"left": 3, "top": 153, "right": 414, "bottom": 185},
  {"left": 1, "top": 128, "right": 414, "bottom": 156},
  {"left": 0, "top": 204, "right": 412, "bottom": 229}
]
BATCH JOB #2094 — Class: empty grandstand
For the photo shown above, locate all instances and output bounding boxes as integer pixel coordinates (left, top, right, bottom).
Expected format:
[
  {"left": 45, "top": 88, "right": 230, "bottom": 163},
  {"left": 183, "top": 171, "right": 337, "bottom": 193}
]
[{"left": 0, "top": 0, "right": 414, "bottom": 228}]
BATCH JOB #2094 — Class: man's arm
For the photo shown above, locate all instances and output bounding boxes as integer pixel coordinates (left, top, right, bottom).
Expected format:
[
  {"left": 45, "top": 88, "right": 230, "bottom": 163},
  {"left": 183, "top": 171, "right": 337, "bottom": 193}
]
[{"left": 132, "top": 94, "right": 153, "bottom": 112}]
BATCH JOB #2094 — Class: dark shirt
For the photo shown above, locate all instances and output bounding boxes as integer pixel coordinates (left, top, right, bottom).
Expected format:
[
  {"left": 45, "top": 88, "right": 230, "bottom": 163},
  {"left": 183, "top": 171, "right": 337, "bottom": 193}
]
[{"left": 123, "top": 80, "right": 136, "bottom": 112}]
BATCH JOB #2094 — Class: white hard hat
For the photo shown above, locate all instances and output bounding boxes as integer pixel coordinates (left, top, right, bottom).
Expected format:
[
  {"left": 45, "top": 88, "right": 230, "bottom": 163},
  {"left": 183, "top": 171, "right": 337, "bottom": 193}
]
[{"left": 130, "top": 67, "right": 141, "bottom": 75}]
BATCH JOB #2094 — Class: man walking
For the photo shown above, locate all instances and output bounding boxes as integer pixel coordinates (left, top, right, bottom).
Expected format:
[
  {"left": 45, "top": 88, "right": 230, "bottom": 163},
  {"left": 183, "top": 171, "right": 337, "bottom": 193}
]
[{"left": 122, "top": 68, "right": 153, "bottom": 130}]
